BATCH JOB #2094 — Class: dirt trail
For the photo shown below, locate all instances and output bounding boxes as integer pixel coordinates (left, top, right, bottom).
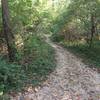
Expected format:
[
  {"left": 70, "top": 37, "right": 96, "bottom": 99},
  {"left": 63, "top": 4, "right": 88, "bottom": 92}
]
[{"left": 11, "top": 38, "right": 100, "bottom": 100}]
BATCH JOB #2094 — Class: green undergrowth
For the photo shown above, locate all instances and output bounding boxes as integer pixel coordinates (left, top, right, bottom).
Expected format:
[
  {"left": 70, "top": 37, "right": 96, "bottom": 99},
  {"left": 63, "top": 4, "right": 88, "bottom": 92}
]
[
  {"left": 23, "top": 35, "right": 56, "bottom": 85},
  {"left": 61, "top": 41, "right": 100, "bottom": 69},
  {"left": 0, "top": 35, "right": 56, "bottom": 97}
]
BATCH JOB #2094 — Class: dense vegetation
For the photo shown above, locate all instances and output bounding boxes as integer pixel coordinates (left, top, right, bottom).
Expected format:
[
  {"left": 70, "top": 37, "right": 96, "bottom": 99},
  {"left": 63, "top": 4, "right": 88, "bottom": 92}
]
[
  {"left": 0, "top": 0, "right": 57, "bottom": 97},
  {"left": 51, "top": 0, "right": 100, "bottom": 69},
  {"left": 0, "top": 0, "right": 100, "bottom": 99},
  {"left": 0, "top": 34, "right": 56, "bottom": 94}
]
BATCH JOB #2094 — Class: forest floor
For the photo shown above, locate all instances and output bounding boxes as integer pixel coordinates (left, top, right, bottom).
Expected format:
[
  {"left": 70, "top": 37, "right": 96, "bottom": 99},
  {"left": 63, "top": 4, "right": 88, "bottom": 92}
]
[{"left": 11, "top": 37, "right": 100, "bottom": 100}]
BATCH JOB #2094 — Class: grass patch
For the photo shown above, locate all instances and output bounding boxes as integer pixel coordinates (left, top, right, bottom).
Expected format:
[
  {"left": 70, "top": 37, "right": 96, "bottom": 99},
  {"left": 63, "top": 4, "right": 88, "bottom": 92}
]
[
  {"left": 61, "top": 41, "right": 100, "bottom": 69},
  {"left": 0, "top": 35, "right": 56, "bottom": 96},
  {"left": 23, "top": 35, "right": 56, "bottom": 85}
]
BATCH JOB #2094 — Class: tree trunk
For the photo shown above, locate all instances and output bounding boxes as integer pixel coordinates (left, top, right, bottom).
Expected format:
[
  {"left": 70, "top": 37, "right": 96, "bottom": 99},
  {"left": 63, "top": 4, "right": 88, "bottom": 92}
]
[
  {"left": 1, "top": 0, "right": 16, "bottom": 62},
  {"left": 89, "top": 14, "right": 95, "bottom": 48}
]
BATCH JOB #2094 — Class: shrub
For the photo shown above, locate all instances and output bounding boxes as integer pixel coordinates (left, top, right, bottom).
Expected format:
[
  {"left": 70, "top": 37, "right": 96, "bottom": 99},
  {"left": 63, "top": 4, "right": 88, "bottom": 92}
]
[
  {"left": 23, "top": 35, "right": 56, "bottom": 84},
  {"left": 0, "top": 35, "right": 56, "bottom": 94},
  {"left": 51, "top": 33, "right": 64, "bottom": 42},
  {"left": 0, "top": 58, "right": 26, "bottom": 93}
]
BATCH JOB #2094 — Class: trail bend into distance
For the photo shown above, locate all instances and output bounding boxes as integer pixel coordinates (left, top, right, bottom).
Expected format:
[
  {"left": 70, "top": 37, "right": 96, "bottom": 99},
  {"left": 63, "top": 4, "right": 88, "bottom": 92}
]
[{"left": 11, "top": 36, "right": 100, "bottom": 100}]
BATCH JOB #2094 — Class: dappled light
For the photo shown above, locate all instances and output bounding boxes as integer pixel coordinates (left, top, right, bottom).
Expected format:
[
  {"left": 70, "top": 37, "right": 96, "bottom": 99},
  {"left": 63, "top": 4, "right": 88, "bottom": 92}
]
[{"left": 0, "top": 0, "right": 100, "bottom": 100}]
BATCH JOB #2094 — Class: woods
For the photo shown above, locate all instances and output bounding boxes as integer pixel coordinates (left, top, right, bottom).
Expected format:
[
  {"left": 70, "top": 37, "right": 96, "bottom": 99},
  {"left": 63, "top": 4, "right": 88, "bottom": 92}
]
[
  {"left": 52, "top": 0, "right": 100, "bottom": 45},
  {"left": 0, "top": 0, "right": 100, "bottom": 99},
  {"left": 0, "top": 0, "right": 56, "bottom": 97},
  {"left": 51, "top": 0, "right": 100, "bottom": 68},
  {"left": 1, "top": 0, "right": 16, "bottom": 62}
]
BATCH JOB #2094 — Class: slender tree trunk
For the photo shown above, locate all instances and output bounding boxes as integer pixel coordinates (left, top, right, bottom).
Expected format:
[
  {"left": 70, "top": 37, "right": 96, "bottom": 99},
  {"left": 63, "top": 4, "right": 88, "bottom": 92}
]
[
  {"left": 89, "top": 14, "right": 95, "bottom": 48},
  {"left": 1, "top": 0, "right": 16, "bottom": 62}
]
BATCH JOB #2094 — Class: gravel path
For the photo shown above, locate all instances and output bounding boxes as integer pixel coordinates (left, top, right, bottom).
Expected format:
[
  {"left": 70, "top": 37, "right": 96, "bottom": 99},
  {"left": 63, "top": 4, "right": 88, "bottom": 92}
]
[{"left": 11, "top": 39, "right": 100, "bottom": 100}]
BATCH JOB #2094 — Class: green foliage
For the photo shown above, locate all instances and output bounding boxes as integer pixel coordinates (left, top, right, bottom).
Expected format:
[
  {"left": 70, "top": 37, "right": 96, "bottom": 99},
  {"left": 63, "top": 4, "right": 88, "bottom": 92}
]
[
  {"left": 51, "top": 0, "right": 100, "bottom": 46},
  {"left": 0, "top": 0, "right": 99, "bottom": 96},
  {"left": 23, "top": 35, "right": 56, "bottom": 85},
  {"left": 0, "top": 35, "right": 56, "bottom": 94},
  {"left": 0, "top": 94, "right": 10, "bottom": 100},
  {"left": 0, "top": 58, "right": 26, "bottom": 93},
  {"left": 51, "top": 33, "right": 64, "bottom": 42},
  {"left": 63, "top": 41, "right": 100, "bottom": 68},
  {"left": 0, "top": 0, "right": 57, "bottom": 94},
  {"left": 50, "top": 0, "right": 100, "bottom": 74}
]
